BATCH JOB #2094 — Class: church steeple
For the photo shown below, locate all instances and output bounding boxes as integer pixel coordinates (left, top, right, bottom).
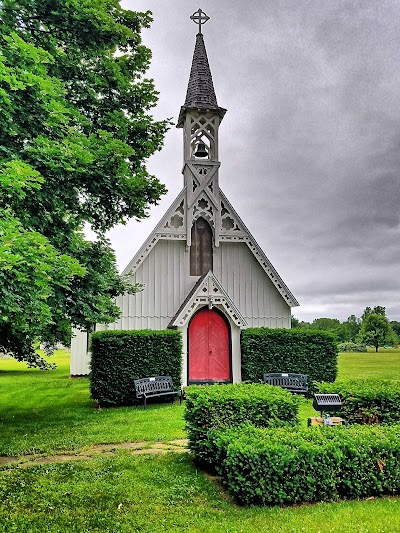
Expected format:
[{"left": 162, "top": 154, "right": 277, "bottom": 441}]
[
  {"left": 178, "top": 9, "right": 226, "bottom": 249},
  {"left": 177, "top": 9, "right": 226, "bottom": 127},
  {"left": 184, "top": 32, "right": 218, "bottom": 109}
]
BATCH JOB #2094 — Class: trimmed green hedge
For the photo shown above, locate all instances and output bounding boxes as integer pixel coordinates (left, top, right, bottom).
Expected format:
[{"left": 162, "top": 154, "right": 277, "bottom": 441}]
[
  {"left": 211, "top": 423, "right": 400, "bottom": 505},
  {"left": 90, "top": 330, "right": 182, "bottom": 406},
  {"left": 184, "top": 383, "right": 300, "bottom": 466},
  {"left": 241, "top": 328, "right": 338, "bottom": 384},
  {"left": 316, "top": 379, "right": 400, "bottom": 425}
]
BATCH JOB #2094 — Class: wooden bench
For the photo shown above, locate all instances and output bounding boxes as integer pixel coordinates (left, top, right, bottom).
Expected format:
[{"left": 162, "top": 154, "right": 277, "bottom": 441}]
[
  {"left": 263, "top": 372, "right": 309, "bottom": 395},
  {"left": 134, "top": 376, "right": 183, "bottom": 409}
]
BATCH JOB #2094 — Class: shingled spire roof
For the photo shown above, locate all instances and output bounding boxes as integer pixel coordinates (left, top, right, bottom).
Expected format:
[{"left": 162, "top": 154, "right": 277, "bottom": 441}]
[
  {"left": 185, "top": 33, "right": 218, "bottom": 108},
  {"left": 177, "top": 32, "right": 226, "bottom": 127}
]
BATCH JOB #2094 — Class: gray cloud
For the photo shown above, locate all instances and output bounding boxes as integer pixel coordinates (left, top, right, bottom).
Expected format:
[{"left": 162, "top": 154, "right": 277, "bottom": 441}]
[{"left": 115, "top": 0, "right": 400, "bottom": 322}]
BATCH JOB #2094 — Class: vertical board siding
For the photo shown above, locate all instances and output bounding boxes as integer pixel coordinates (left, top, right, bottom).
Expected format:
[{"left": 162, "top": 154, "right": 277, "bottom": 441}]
[
  {"left": 214, "top": 242, "right": 291, "bottom": 328},
  {"left": 113, "top": 240, "right": 195, "bottom": 330},
  {"left": 108, "top": 239, "right": 290, "bottom": 332},
  {"left": 70, "top": 329, "right": 90, "bottom": 375},
  {"left": 71, "top": 239, "right": 292, "bottom": 377}
]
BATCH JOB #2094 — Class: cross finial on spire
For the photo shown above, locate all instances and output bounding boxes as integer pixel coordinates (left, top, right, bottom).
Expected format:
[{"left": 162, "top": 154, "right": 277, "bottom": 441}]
[{"left": 190, "top": 8, "right": 210, "bottom": 34}]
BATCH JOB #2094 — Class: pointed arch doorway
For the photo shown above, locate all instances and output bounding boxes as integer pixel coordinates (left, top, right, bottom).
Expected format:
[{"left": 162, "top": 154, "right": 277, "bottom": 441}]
[{"left": 188, "top": 307, "right": 232, "bottom": 384}]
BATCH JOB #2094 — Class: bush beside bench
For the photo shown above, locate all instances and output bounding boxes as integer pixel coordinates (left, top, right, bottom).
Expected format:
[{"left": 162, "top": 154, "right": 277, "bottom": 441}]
[
  {"left": 184, "top": 383, "right": 300, "bottom": 467},
  {"left": 316, "top": 379, "right": 400, "bottom": 425},
  {"left": 90, "top": 329, "right": 182, "bottom": 406},
  {"left": 241, "top": 328, "right": 338, "bottom": 385}
]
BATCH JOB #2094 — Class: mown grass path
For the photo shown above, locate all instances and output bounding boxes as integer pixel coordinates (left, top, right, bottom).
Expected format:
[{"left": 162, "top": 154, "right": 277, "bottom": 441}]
[{"left": 0, "top": 439, "right": 188, "bottom": 469}]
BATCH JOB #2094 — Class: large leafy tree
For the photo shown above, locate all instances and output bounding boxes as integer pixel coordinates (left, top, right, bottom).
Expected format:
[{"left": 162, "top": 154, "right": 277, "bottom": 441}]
[
  {"left": 311, "top": 317, "right": 342, "bottom": 338},
  {"left": 361, "top": 306, "right": 387, "bottom": 320},
  {"left": 0, "top": 1, "right": 168, "bottom": 367},
  {"left": 357, "top": 307, "right": 397, "bottom": 352}
]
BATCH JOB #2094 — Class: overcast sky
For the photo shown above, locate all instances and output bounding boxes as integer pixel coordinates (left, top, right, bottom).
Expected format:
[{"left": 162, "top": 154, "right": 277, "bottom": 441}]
[{"left": 113, "top": 0, "right": 400, "bottom": 323}]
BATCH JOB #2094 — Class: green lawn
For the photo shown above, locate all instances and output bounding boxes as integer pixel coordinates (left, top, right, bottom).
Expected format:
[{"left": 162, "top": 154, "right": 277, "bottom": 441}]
[
  {"left": 1, "top": 348, "right": 400, "bottom": 532},
  {"left": 1, "top": 453, "right": 399, "bottom": 533},
  {"left": 338, "top": 347, "right": 400, "bottom": 380},
  {"left": 0, "top": 351, "right": 185, "bottom": 456},
  {"left": 1, "top": 349, "right": 399, "bottom": 456}
]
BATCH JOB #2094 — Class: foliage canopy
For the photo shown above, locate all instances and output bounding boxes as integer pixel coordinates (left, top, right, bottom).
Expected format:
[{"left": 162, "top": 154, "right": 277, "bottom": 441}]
[
  {"left": 0, "top": 1, "right": 169, "bottom": 367},
  {"left": 357, "top": 313, "right": 397, "bottom": 352}
]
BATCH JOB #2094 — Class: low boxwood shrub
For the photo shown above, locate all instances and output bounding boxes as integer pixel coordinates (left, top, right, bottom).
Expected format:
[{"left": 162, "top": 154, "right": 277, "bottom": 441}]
[
  {"left": 90, "top": 330, "right": 182, "bottom": 406},
  {"left": 241, "top": 328, "right": 338, "bottom": 385},
  {"left": 338, "top": 341, "right": 367, "bottom": 352},
  {"left": 316, "top": 379, "right": 400, "bottom": 425},
  {"left": 184, "top": 383, "right": 300, "bottom": 466},
  {"left": 212, "top": 423, "right": 400, "bottom": 505}
]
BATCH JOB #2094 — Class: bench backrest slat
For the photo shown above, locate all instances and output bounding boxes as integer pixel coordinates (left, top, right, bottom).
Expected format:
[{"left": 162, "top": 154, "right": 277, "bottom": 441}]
[
  {"left": 263, "top": 372, "right": 308, "bottom": 392},
  {"left": 134, "top": 376, "right": 175, "bottom": 396}
]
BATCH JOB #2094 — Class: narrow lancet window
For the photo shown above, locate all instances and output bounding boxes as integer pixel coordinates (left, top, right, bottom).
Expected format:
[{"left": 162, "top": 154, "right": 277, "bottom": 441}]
[{"left": 190, "top": 217, "right": 213, "bottom": 276}]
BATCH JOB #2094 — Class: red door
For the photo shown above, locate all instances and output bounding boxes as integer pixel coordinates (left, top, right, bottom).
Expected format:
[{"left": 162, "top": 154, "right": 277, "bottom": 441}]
[{"left": 188, "top": 308, "right": 231, "bottom": 383}]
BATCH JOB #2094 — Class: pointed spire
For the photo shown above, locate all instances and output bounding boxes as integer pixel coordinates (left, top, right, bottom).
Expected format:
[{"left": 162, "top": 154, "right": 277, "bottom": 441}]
[
  {"left": 177, "top": 10, "right": 226, "bottom": 127},
  {"left": 184, "top": 32, "right": 219, "bottom": 110}
]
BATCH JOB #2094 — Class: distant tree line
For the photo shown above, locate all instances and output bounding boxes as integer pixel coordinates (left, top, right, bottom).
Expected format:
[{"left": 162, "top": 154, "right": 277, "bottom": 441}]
[{"left": 292, "top": 306, "right": 399, "bottom": 352}]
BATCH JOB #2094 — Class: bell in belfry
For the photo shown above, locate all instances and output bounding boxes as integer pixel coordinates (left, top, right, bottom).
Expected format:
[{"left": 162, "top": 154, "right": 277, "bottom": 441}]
[{"left": 194, "top": 142, "right": 208, "bottom": 158}]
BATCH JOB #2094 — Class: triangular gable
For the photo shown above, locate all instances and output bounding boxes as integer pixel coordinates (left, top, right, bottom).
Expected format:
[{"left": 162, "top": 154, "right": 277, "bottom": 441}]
[
  {"left": 122, "top": 186, "right": 299, "bottom": 308},
  {"left": 168, "top": 271, "right": 247, "bottom": 328}
]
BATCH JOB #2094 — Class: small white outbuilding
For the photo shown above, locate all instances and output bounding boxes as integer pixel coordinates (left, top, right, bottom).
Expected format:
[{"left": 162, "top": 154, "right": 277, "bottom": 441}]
[{"left": 71, "top": 12, "right": 299, "bottom": 384}]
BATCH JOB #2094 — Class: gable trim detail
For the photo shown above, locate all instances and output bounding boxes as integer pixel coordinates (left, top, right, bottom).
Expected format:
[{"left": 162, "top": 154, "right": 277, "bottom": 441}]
[
  {"left": 122, "top": 187, "right": 299, "bottom": 308},
  {"left": 169, "top": 271, "right": 247, "bottom": 328},
  {"left": 123, "top": 189, "right": 187, "bottom": 276}
]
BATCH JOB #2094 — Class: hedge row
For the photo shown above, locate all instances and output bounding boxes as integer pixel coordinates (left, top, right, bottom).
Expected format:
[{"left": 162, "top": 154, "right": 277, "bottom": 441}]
[
  {"left": 211, "top": 423, "right": 400, "bottom": 505},
  {"left": 316, "top": 379, "right": 400, "bottom": 425},
  {"left": 90, "top": 330, "right": 182, "bottom": 406},
  {"left": 241, "top": 328, "right": 338, "bottom": 384},
  {"left": 184, "top": 383, "right": 300, "bottom": 466}
]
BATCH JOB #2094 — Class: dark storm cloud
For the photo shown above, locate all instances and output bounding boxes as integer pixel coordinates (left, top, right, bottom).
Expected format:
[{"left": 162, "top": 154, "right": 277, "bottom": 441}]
[{"left": 115, "top": 0, "right": 400, "bottom": 321}]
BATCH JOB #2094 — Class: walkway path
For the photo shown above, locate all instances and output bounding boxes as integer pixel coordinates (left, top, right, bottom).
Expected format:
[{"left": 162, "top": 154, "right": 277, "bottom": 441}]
[{"left": 0, "top": 439, "right": 189, "bottom": 469}]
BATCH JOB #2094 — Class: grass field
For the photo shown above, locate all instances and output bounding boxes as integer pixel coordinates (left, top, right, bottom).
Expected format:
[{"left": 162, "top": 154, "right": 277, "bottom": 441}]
[
  {"left": 338, "top": 347, "right": 400, "bottom": 380},
  {"left": 0, "top": 351, "right": 185, "bottom": 456},
  {"left": 1, "top": 348, "right": 400, "bottom": 532}
]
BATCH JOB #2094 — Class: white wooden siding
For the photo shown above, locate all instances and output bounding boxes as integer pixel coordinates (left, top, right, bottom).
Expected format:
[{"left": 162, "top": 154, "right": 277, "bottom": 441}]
[
  {"left": 214, "top": 242, "right": 291, "bottom": 328},
  {"left": 111, "top": 239, "right": 290, "bottom": 330},
  {"left": 108, "top": 239, "right": 197, "bottom": 330},
  {"left": 70, "top": 328, "right": 90, "bottom": 375},
  {"left": 70, "top": 238, "right": 291, "bottom": 375}
]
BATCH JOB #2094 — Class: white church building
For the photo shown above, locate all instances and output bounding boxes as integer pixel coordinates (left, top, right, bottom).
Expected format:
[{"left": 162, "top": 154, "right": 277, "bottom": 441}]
[{"left": 71, "top": 10, "right": 299, "bottom": 385}]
